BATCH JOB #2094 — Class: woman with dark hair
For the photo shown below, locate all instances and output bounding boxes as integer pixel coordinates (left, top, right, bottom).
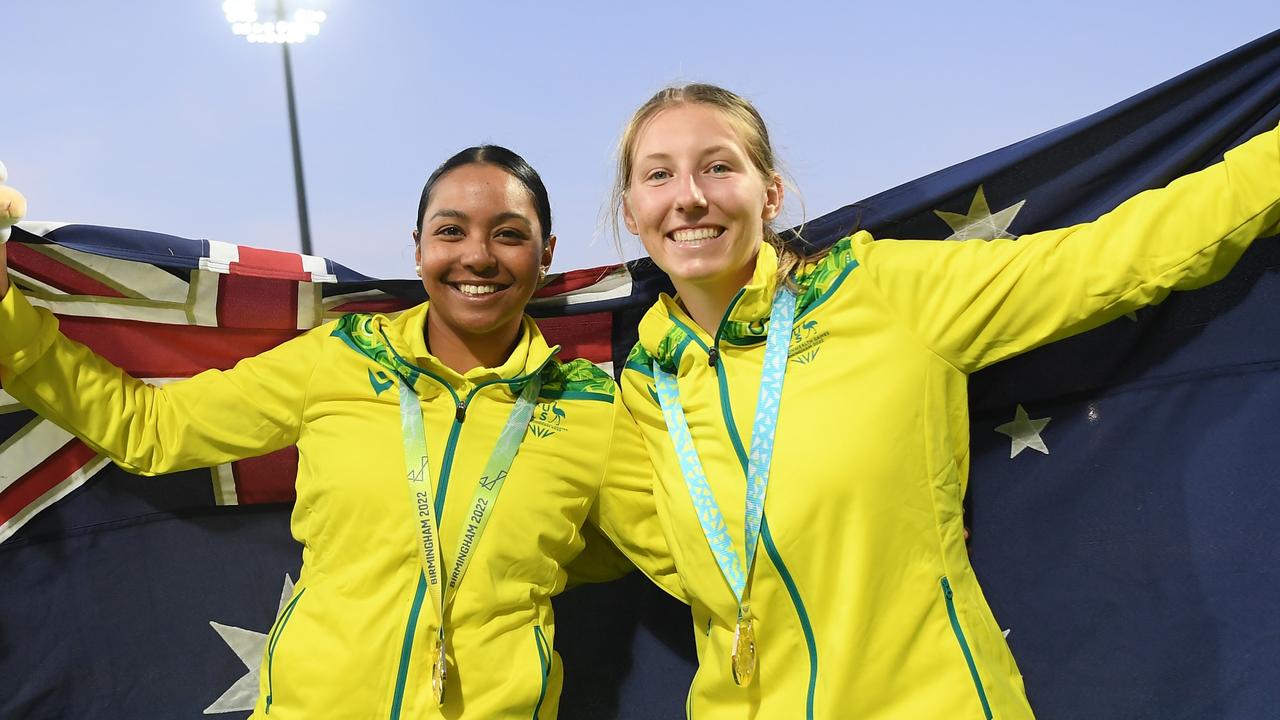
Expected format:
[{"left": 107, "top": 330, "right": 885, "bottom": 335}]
[{"left": 0, "top": 146, "right": 681, "bottom": 718}]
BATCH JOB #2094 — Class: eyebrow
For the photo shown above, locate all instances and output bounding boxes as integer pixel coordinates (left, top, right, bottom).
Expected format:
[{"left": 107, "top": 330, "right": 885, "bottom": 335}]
[
  {"left": 700, "top": 144, "right": 735, "bottom": 158},
  {"left": 429, "top": 209, "right": 467, "bottom": 221},
  {"left": 638, "top": 145, "right": 738, "bottom": 164},
  {"left": 493, "top": 212, "right": 533, "bottom": 227},
  {"left": 428, "top": 209, "right": 533, "bottom": 227}
]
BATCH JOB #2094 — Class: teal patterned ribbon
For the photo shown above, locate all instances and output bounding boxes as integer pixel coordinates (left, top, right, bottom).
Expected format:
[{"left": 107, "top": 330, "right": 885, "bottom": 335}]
[{"left": 653, "top": 287, "right": 796, "bottom": 609}]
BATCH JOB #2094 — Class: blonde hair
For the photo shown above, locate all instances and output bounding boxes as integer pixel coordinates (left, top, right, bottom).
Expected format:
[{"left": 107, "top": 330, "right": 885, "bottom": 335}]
[{"left": 610, "top": 83, "right": 808, "bottom": 286}]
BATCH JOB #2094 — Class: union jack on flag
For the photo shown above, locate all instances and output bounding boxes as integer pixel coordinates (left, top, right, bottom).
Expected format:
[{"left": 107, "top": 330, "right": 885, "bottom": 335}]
[{"left": 0, "top": 221, "right": 666, "bottom": 542}]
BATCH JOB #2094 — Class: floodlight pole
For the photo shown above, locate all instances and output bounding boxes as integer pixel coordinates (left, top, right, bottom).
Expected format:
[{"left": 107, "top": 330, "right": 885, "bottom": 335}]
[
  {"left": 281, "top": 36, "right": 312, "bottom": 255},
  {"left": 278, "top": 0, "right": 312, "bottom": 256},
  {"left": 225, "top": 0, "right": 324, "bottom": 256}
]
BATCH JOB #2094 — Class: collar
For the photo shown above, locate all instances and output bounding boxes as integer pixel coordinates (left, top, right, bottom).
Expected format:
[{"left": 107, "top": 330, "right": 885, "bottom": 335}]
[
  {"left": 638, "top": 242, "right": 780, "bottom": 372},
  {"left": 335, "top": 302, "right": 559, "bottom": 401}
]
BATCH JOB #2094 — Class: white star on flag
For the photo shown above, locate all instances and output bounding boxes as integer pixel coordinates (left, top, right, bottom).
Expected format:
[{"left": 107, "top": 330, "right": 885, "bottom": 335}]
[
  {"left": 934, "top": 185, "right": 1026, "bottom": 240},
  {"left": 204, "top": 574, "right": 295, "bottom": 714},
  {"left": 994, "top": 404, "right": 1051, "bottom": 458}
]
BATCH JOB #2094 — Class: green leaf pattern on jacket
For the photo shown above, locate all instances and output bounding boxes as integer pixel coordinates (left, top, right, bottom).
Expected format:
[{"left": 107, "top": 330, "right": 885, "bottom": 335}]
[
  {"left": 638, "top": 235, "right": 858, "bottom": 369},
  {"left": 332, "top": 313, "right": 613, "bottom": 398},
  {"left": 331, "top": 313, "right": 422, "bottom": 387},
  {"left": 792, "top": 235, "right": 856, "bottom": 313},
  {"left": 539, "top": 358, "right": 616, "bottom": 398}
]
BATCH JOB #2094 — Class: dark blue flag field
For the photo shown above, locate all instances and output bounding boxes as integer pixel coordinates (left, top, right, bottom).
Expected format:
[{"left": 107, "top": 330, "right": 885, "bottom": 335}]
[{"left": 2, "top": 29, "right": 1279, "bottom": 719}]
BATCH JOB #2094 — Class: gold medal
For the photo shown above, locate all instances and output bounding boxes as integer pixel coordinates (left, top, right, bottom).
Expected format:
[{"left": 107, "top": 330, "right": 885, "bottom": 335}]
[
  {"left": 431, "top": 636, "right": 448, "bottom": 705},
  {"left": 731, "top": 615, "right": 757, "bottom": 686}
]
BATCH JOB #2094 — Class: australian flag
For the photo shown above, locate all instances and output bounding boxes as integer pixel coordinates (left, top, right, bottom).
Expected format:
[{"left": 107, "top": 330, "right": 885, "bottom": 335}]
[{"left": 3, "top": 29, "right": 1279, "bottom": 719}]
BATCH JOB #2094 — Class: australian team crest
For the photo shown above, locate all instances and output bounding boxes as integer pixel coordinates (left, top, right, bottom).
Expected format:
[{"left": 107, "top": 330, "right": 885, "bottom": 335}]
[{"left": 528, "top": 400, "right": 567, "bottom": 439}]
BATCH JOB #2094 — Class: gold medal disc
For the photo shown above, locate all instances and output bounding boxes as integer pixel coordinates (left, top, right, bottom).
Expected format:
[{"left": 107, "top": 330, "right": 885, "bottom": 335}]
[
  {"left": 731, "top": 616, "right": 757, "bottom": 686},
  {"left": 431, "top": 638, "right": 448, "bottom": 705}
]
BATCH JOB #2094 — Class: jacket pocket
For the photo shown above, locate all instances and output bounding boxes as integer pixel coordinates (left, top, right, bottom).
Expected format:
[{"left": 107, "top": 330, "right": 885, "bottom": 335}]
[
  {"left": 264, "top": 588, "right": 307, "bottom": 715},
  {"left": 531, "top": 626, "right": 551, "bottom": 719},
  {"left": 940, "top": 577, "right": 993, "bottom": 719}
]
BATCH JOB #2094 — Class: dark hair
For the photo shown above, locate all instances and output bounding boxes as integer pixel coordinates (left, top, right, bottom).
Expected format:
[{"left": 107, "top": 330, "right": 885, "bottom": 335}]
[{"left": 414, "top": 145, "right": 553, "bottom": 245}]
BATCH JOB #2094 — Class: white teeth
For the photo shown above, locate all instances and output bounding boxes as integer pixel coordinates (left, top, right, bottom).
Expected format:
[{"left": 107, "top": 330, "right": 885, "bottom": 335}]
[
  {"left": 670, "top": 227, "right": 722, "bottom": 243},
  {"left": 457, "top": 284, "right": 499, "bottom": 296}
]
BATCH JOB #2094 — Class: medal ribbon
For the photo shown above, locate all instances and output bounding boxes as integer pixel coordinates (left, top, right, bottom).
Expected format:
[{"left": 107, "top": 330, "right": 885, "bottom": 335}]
[
  {"left": 652, "top": 287, "right": 796, "bottom": 614},
  {"left": 397, "top": 373, "right": 541, "bottom": 670}
]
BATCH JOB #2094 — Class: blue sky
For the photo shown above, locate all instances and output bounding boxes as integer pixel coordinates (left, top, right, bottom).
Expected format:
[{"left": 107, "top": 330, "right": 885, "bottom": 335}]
[{"left": 5, "top": 2, "right": 1276, "bottom": 279}]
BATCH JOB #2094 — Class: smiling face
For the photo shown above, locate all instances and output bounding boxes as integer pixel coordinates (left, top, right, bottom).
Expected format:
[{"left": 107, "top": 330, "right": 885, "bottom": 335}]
[
  {"left": 413, "top": 162, "right": 553, "bottom": 355},
  {"left": 622, "top": 102, "right": 782, "bottom": 301}
]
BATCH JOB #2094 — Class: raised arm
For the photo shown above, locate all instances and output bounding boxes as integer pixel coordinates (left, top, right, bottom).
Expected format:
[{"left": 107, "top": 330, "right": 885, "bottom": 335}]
[
  {"left": 852, "top": 122, "right": 1280, "bottom": 373},
  {"left": 0, "top": 244, "right": 321, "bottom": 475}
]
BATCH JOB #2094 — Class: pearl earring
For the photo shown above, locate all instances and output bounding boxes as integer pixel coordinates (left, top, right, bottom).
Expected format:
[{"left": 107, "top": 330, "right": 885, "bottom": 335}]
[{"left": 415, "top": 264, "right": 422, "bottom": 277}]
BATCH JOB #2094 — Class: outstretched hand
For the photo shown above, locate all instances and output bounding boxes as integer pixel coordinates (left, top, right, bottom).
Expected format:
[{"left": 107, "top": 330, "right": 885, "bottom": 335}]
[{"left": 0, "top": 161, "right": 28, "bottom": 298}]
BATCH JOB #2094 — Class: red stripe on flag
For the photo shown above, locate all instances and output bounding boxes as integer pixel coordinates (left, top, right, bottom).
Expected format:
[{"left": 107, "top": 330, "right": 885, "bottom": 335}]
[
  {"left": 217, "top": 272, "right": 300, "bottom": 330},
  {"left": 329, "top": 297, "right": 417, "bottom": 314},
  {"left": 0, "top": 438, "right": 99, "bottom": 527},
  {"left": 533, "top": 265, "right": 621, "bottom": 299},
  {"left": 232, "top": 447, "right": 299, "bottom": 504},
  {"left": 59, "top": 316, "right": 300, "bottom": 377},
  {"left": 536, "top": 311, "right": 613, "bottom": 365},
  {"left": 229, "top": 246, "right": 309, "bottom": 281},
  {"left": 7, "top": 243, "right": 127, "bottom": 298}
]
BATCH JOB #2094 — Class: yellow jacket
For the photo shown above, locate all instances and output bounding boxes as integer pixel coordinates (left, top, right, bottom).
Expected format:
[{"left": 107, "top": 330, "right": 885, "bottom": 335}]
[
  {"left": 0, "top": 293, "right": 679, "bottom": 719},
  {"left": 619, "top": 124, "right": 1280, "bottom": 718}
]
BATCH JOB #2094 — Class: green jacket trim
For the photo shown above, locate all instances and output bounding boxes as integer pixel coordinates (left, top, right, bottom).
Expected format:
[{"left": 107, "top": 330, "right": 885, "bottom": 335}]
[
  {"left": 532, "top": 626, "right": 551, "bottom": 718},
  {"left": 388, "top": 575, "right": 428, "bottom": 720},
  {"left": 265, "top": 588, "right": 306, "bottom": 715},
  {"left": 714, "top": 345, "right": 820, "bottom": 719},
  {"left": 539, "top": 389, "right": 614, "bottom": 403}
]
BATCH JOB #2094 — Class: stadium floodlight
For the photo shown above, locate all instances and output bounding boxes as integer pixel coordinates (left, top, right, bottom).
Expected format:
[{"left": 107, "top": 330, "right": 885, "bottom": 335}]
[
  {"left": 222, "top": 0, "right": 327, "bottom": 255},
  {"left": 223, "top": 0, "right": 326, "bottom": 44}
]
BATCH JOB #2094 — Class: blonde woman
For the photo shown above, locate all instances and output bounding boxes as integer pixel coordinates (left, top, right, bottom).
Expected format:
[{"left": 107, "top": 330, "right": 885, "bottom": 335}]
[{"left": 612, "top": 83, "right": 1280, "bottom": 718}]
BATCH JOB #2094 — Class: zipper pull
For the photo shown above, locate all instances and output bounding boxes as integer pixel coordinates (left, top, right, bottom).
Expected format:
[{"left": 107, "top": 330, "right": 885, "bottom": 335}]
[
  {"left": 708, "top": 346, "right": 719, "bottom": 368},
  {"left": 455, "top": 401, "right": 466, "bottom": 423},
  {"left": 941, "top": 577, "right": 953, "bottom": 599}
]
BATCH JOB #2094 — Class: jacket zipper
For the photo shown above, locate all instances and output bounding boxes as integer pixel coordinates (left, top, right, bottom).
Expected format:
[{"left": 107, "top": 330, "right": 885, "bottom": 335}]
[
  {"left": 387, "top": 361, "right": 552, "bottom": 719},
  {"left": 941, "top": 576, "right": 993, "bottom": 719},
  {"left": 706, "top": 291, "right": 819, "bottom": 720},
  {"left": 264, "top": 588, "right": 307, "bottom": 715},
  {"left": 389, "top": 371, "right": 462, "bottom": 720}
]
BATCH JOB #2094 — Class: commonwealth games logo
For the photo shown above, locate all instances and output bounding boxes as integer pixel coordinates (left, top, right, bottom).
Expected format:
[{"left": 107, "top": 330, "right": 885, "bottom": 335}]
[
  {"left": 529, "top": 400, "right": 567, "bottom": 439},
  {"left": 789, "top": 319, "right": 828, "bottom": 365}
]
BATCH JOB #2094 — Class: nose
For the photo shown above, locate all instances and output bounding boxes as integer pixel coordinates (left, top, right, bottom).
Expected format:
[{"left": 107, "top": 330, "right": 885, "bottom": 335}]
[
  {"left": 459, "top": 233, "right": 497, "bottom": 274},
  {"left": 674, "top": 173, "right": 708, "bottom": 213}
]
